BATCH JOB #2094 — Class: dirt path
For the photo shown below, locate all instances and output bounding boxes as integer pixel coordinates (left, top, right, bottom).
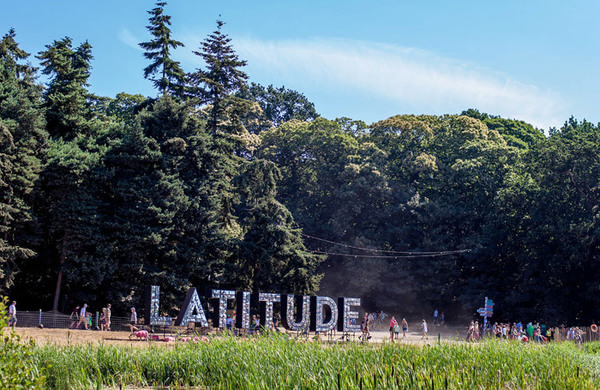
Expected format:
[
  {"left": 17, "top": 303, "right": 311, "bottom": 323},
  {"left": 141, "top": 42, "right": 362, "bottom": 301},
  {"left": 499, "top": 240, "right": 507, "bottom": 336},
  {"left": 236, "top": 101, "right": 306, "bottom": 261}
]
[{"left": 10, "top": 323, "right": 465, "bottom": 347}]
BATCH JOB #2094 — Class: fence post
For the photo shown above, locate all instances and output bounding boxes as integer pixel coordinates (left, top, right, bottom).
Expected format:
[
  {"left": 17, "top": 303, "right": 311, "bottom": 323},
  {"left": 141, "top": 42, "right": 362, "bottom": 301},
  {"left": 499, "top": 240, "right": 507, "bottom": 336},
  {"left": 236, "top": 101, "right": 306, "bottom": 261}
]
[
  {"left": 95, "top": 312, "right": 99, "bottom": 329},
  {"left": 38, "top": 309, "right": 42, "bottom": 327}
]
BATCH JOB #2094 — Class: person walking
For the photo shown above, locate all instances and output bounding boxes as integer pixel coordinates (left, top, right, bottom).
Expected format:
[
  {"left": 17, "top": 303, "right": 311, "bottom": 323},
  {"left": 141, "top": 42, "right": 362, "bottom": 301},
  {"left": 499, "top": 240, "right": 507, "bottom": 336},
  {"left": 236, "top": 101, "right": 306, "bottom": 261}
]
[
  {"left": 420, "top": 319, "right": 428, "bottom": 340},
  {"left": 8, "top": 301, "right": 17, "bottom": 330},
  {"left": 77, "top": 304, "right": 88, "bottom": 330},
  {"left": 69, "top": 306, "right": 80, "bottom": 329},
  {"left": 129, "top": 307, "right": 139, "bottom": 333}
]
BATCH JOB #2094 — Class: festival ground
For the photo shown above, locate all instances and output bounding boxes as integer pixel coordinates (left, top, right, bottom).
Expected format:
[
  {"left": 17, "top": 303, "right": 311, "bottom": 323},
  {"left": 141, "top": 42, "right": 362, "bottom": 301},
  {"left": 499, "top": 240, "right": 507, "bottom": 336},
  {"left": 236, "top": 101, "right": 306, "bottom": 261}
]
[{"left": 11, "top": 323, "right": 462, "bottom": 347}]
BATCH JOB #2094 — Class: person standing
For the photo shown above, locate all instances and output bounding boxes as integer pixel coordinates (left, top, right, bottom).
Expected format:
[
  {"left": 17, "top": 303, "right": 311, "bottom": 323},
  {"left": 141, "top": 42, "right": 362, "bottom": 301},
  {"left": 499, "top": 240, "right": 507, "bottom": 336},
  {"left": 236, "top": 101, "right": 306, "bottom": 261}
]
[
  {"left": 420, "top": 319, "right": 428, "bottom": 340},
  {"left": 401, "top": 318, "right": 409, "bottom": 340},
  {"left": 77, "top": 304, "right": 88, "bottom": 330},
  {"left": 361, "top": 313, "right": 371, "bottom": 341},
  {"left": 101, "top": 304, "right": 112, "bottom": 331},
  {"left": 100, "top": 309, "right": 106, "bottom": 331},
  {"left": 105, "top": 304, "right": 111, "bottom": 331},
  {"left": 226, "top": 314, "right": 233, "bottom": 334},
  {"left": 433, "top": 309, "right": 439, "bottom": 325},
  {"left": 389, "top": 316, "right": 398, "bottom": 342},
  {"left": 8, "top": 301, "right": 17, "bottom": 330}
]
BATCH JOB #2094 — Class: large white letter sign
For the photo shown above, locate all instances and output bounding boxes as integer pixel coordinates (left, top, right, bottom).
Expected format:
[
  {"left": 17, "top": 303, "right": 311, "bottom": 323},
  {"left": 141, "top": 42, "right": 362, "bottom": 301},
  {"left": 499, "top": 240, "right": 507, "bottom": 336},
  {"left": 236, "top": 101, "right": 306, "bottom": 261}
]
[
  {"left": 310, "top": 296, "right": 338, "bottom": 332},
  {"left": 337, "top": 297, "right": 361, "bottom": 332},
  {"left": 282, "top": 295, "right": 310, "bottom": 332},
  {"left": 145, "top": 285, "right": 173, "bottom": 326},
  {"left": 175, "top": 287, "right": 209, "bottom": 327},
  {"left": 211, "top": 289, "right": 235, "bottom": 328},
  {"left": 257, "top": 293, "right": 281, "bottom": 328},
  {"left": 235, "top": 291, "right": 251, "bottom": 329}
]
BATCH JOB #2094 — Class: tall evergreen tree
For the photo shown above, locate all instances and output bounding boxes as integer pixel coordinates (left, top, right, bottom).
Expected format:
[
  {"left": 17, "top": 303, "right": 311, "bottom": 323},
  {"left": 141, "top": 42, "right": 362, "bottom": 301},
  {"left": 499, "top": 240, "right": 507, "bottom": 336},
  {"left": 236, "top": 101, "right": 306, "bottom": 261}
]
[
  {"left": 0, "top": 29, "right": 46, "bottom": 292},
  {"left": 37, "top": 37, "right": 93, "bottom": 139},
  {"left": 36, "top": 136, "right": 109, "bottom": 311},
  {"left": 139, "top": 1, "right": 186, "bottom": 97},
  {"left": 189, "top": 20, "right": 248, "bottom": 136},
  {"left": 101, "top": 119, "right": 189, "bottom": 310},
  {"left": 234, "top": 160, "right": 323, "bottom": 293}
]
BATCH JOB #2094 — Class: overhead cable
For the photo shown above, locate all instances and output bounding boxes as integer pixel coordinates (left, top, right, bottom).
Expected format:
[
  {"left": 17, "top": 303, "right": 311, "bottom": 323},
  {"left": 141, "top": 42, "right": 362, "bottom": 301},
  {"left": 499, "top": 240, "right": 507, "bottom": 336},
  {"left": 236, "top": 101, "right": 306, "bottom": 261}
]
[{"left": 301, "top": 233, "right": 471, "bottom": 256}]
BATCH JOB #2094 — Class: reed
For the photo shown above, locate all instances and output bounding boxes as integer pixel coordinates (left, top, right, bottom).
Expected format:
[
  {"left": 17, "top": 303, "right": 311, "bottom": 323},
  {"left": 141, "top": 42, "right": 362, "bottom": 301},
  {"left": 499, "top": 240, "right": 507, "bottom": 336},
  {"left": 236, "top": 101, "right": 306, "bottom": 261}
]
[{"left": 30, "top": 335, "right": 600, "bottom": 389}]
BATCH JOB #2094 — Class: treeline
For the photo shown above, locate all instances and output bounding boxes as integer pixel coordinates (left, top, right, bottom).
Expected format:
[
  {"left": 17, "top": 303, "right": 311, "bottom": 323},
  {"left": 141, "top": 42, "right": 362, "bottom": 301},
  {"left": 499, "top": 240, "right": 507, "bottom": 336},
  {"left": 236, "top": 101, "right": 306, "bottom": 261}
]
[
  {"left": 2, "top": 3, "right": 599, "bottom": 324},
  {"left": 0, "top": 8, "right": 322, "bottom": 316}
]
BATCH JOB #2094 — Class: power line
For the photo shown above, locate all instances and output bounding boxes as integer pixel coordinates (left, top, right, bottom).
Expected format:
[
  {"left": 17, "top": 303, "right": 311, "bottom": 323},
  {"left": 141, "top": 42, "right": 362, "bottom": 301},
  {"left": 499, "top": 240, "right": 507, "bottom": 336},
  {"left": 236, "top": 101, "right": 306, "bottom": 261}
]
[
  {"left": 301, "top": 233, "right": 470, "bottom": 256},
  {"left": 308, "top": 250, "right": 469, "bottom": 259}
]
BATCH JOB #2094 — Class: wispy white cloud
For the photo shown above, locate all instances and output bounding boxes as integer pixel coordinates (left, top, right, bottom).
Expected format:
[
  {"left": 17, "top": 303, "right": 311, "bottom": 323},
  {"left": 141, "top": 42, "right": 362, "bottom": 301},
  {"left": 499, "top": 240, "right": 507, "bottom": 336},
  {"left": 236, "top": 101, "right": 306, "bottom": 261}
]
[
  {"left": 179, "top": 35, "right": 565, "bottom": 129},
  {"left": 118, "top": 28, "right": 142, "bottom": 51}
]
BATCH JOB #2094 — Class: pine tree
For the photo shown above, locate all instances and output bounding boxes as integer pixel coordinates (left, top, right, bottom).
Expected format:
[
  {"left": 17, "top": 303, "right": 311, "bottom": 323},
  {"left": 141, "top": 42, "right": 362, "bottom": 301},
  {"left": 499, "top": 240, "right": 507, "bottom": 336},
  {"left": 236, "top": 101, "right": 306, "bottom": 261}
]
[
  {"left": 189, "top": 20, "right": 248, "bottom": 136},
  {"left": 37, "top": 138, "right": 108, "bottom": 311},
  {"left": 139, "top": 1, "right": 186, "bottom": 97},
  {"left": 37, "top": 37, "right": 93, "bottom": 139},
  {"left": 141, "top": 97, "right": 244, "bottom": 286},
  {"left": 0, "top": 29, "right": 47, "bottom": 292},
  {"left": 234, "top": 160, "right": 323, "bottom": 294},
  {"left": 101, "top": 120, "right": 189, "bottom": 309}
]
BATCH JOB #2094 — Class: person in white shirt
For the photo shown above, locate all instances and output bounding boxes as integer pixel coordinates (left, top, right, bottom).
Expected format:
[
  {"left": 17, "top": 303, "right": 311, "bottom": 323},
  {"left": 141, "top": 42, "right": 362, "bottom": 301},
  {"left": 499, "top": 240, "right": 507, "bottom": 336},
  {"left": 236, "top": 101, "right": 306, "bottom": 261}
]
[
  {"left": 77, "top": 304, "right": 88, "bottom": 330},
  {"left": 420, "top": 319, "right": 428, "bottom": 340},
  {"left": 8, "top": 301, "right": 17, "bottom": 330}
]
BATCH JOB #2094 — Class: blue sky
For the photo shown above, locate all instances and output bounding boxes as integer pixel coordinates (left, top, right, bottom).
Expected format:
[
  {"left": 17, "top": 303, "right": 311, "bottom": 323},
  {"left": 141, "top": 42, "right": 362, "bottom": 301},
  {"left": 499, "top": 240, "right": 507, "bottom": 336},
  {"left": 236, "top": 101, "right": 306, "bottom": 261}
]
[{"left": 3, "top": 1, "right": 599, "bottom": 131}]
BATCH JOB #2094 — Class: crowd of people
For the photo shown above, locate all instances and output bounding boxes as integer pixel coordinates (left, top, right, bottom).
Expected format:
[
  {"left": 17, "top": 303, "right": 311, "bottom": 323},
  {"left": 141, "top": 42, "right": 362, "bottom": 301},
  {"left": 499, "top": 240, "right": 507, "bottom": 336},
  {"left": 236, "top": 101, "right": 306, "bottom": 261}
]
[
  {"left": 465, "top": 320, "right": 589, "bottom": 344},
  {"left": 386, "top": 316, "right": 412, "bottom": 341},
  {"left": 4, "top": 299, "right": 597, "bottom": 346},
  {"left": 67, "top": 303, "right": 139, "bottom": 333}
]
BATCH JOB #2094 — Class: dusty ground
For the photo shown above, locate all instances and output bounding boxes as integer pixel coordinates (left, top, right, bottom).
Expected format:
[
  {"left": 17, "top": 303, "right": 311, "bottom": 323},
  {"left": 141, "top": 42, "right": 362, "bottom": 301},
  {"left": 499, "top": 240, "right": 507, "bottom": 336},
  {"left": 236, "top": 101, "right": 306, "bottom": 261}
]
[{"left": 10, "top": 323, "right": 464, "bottom": 347}]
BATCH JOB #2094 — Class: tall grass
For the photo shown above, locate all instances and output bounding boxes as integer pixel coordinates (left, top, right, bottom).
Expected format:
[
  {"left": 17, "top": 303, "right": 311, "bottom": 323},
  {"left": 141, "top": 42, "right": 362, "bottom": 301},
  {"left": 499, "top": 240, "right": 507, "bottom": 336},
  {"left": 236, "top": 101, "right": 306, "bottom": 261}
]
[{"left": 32, "top": 335, "right": 600, "bottom": 389}]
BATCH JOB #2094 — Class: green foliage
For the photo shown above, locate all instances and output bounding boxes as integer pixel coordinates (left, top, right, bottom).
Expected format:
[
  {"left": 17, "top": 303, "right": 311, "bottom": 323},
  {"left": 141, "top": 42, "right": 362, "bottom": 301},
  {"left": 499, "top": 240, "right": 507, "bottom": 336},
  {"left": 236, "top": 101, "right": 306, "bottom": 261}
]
[
  {"left": 37, "top": 37, "right": 93, "bottom": 139},
  {"left": 462, "top": 108, "right": 545, "bottom": 149},
  {"left": 105, "top": 92, "right": 149, "bottom": 124},
  {"left": 29, "top": 337, "right": 600, "bottom": 389},
  {"left": 0, "top": 29, "right": 46, "bottom": 293},
  {"left": 189, "top": 20, "right": 249, "bottom": 136},
  {"left": 238, "top": 82, "right": 319, "bottom": 133},
  {"left": 234, "top": 160, "right": 323, "bottom": 294},
  {"left": 5, "top": 11, "right": 600, "bottom": 326},
  {"left": 36, "top": 136, "right": 108, "bottom": 310},
  {"left": 0, "top": 299, "right": 46, "bottom": 389},
  {"left": 102, "top": 119, "right": 190, "bottom": 308},
  {"left": 492, "top": 118, "right": 600, "bottom": 322},
  {"left": 139, "top": 1, "right": 186, "bottom": 97}
]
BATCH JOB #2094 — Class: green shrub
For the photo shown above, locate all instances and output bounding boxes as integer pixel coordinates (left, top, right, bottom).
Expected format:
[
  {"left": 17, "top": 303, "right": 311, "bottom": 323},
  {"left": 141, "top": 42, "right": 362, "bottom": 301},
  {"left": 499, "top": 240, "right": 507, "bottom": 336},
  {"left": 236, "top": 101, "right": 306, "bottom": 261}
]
[{"left": 0, "top": 298, "right": 45, "bottom": 389}]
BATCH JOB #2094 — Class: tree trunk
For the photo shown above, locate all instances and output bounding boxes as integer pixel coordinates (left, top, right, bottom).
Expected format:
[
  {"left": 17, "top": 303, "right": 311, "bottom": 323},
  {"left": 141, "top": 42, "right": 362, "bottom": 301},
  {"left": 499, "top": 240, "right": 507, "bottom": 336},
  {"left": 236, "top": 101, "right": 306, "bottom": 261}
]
[{"left": 52, "top": 229, "right": 69, "bottom": 311}]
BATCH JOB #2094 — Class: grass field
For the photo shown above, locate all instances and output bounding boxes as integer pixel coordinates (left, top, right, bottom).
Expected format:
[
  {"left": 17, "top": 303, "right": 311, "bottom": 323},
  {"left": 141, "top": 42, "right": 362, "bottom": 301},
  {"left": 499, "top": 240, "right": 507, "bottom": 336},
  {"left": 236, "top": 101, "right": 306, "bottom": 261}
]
[{"left": 25, "top": 333, "right": 600, "bottom": 389}]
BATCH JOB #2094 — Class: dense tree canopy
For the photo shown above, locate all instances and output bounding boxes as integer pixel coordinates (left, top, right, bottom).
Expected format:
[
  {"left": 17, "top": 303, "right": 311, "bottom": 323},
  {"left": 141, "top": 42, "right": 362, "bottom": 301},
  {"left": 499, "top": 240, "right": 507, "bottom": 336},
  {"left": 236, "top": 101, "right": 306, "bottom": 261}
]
[
  {"left": 0, "top": 29, "right": 46, "bottom": 291},
  {"left": 1, "top": 16, "right": 599, "bottom": 326}
]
